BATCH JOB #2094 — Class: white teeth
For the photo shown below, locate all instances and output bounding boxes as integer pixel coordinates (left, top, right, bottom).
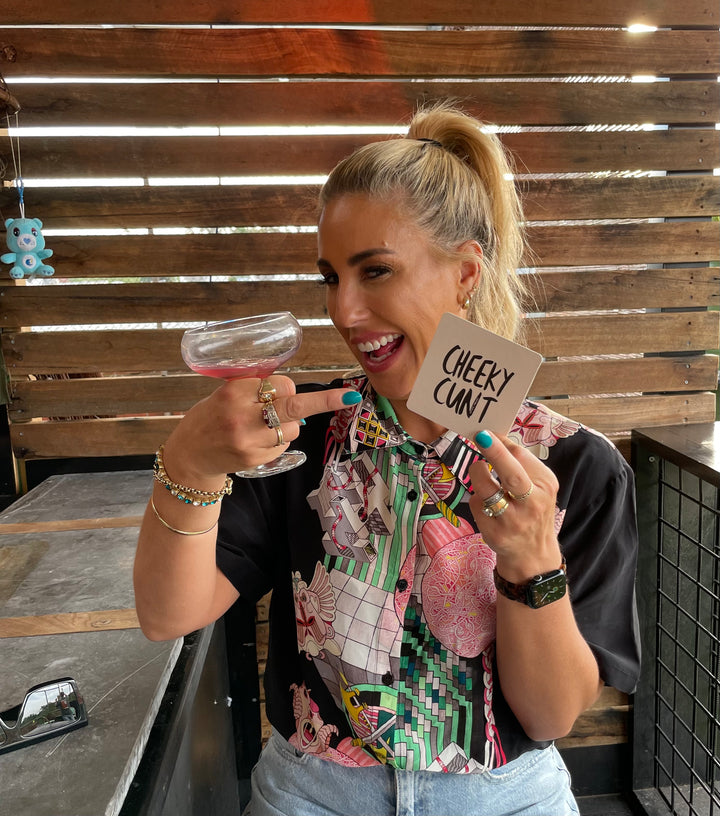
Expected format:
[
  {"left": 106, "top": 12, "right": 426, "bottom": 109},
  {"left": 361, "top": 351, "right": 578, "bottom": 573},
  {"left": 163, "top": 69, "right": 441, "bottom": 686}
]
[{"left": 356, "top": 334, "right": 401, "bottom": 354}]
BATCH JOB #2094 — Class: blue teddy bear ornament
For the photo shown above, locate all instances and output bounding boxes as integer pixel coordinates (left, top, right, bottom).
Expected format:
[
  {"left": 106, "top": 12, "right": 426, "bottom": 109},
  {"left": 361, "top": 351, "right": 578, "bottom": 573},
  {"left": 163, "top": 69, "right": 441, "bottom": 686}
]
[{"left": 2, "top": 217, "right": 54, "bottom": 279}]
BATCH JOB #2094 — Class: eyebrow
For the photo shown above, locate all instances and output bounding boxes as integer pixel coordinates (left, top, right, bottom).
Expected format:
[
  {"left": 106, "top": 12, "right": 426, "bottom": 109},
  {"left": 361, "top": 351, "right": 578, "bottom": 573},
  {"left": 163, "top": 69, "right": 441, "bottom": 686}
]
[{"left": 317, "top": 247, "right": 396, "bottom": 270}]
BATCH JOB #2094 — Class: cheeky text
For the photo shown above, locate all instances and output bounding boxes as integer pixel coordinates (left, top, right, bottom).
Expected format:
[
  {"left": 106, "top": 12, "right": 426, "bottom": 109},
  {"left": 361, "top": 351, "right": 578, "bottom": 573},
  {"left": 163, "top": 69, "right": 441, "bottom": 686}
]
[{"left": 432, "top": 344, "right": 516, "bottom": 423}]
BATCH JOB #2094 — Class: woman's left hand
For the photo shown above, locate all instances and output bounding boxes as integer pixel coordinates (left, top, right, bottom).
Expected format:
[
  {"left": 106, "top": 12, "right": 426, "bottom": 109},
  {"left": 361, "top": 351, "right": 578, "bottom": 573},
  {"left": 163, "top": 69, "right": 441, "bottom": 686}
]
[{"left": 467, "top": 430, "right": 563, "bottom": 583}]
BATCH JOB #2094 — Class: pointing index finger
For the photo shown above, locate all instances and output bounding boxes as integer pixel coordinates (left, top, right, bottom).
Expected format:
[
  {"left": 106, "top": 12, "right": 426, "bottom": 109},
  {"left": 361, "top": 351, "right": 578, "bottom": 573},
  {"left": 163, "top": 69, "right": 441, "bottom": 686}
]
[{"left": 282, "top": 388, "right": 362, "bottom": 422}]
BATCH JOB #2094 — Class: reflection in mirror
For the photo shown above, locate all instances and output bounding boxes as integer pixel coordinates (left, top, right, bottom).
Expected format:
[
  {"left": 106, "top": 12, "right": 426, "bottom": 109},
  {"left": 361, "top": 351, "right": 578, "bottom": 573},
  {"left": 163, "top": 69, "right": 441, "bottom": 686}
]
[
  {"left": 19, "top": 681, "right": 80, "bottom": 738},
  {"left": 0, "top": 677, "right": 87, "bottom": 754}
]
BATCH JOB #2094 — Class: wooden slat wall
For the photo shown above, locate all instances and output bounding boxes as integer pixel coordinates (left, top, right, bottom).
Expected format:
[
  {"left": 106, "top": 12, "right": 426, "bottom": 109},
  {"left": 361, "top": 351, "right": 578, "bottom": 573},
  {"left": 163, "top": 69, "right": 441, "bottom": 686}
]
[{"left": 0, "top": 1, "right": 718, "bottom": 473}]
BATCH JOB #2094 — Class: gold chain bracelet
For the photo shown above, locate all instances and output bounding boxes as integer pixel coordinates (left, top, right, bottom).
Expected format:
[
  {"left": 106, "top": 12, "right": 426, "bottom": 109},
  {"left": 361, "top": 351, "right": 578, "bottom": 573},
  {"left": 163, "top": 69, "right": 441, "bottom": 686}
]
[{"left": 153, "top": 445, "right": 233, "bottom": 506}]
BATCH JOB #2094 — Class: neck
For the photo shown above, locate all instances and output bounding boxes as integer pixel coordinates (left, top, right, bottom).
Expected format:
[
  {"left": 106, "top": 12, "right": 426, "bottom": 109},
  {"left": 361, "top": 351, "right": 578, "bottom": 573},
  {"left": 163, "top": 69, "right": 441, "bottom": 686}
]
[{"left": 390, "top": 398, "right": 447, "bottom": 444}]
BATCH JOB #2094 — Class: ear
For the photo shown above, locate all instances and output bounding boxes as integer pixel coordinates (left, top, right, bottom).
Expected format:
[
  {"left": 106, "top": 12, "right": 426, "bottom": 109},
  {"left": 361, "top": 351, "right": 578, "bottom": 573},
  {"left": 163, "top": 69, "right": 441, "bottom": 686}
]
[
  {"left": 5, "top": 219, "right": 12, "bottom": 229},
  {"left": 456, "top": 240, "right": 483, "bottom": 305}
]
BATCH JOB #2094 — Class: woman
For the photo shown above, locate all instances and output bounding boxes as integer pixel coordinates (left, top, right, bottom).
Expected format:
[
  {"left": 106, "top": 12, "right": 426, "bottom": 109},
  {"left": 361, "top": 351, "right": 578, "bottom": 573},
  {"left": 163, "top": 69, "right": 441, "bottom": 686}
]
[{"left": 134, "top": 103, "right": 640, "bottom": 815}]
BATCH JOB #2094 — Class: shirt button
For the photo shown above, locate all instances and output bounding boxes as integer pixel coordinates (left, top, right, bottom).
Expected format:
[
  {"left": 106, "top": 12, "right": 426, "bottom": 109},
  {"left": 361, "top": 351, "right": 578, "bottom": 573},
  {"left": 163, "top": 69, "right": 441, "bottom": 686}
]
[
  {"left": 407, "top": 489, "right": 418, "bottom": 501},
  {"left": 382, "top": 671, "right": 394, "bottom": 686},
  {"left": 396, "top": 578, "right": 408, "bottom": 592}
]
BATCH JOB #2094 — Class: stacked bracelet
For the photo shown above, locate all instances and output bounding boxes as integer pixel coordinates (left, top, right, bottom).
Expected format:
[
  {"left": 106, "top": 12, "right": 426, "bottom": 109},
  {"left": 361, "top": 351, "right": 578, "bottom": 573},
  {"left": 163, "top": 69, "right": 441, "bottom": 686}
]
[
  {"left": 150, "top": 497, "right": 218, "bottom": 536},
  {"left": 153, "top": 445, "right": 233, "bottom": 506}
]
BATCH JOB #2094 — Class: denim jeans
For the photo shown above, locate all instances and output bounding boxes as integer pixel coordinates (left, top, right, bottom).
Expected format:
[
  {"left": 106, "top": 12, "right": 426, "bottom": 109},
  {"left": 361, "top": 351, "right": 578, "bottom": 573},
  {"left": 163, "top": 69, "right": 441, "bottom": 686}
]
[{"left": 243, "top": 731, "right": 580, "bottom": 816}]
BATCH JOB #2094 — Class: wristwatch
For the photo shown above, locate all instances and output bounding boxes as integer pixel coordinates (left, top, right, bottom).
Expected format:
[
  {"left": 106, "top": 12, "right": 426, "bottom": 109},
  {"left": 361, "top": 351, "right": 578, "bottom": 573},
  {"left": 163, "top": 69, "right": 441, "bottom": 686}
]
[{"left": 493, "top": 560, "right": 567, "bottom": 609}]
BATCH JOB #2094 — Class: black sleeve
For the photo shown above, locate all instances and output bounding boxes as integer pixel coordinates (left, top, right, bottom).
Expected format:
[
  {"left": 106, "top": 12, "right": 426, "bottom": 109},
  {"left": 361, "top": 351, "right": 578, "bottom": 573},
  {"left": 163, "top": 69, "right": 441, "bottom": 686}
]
[
  {"left": 555, "top": 435, "right": 641, "bottom": 694},
  {"left": 216, "top": 474, "right": 282, "bottom": 604}
]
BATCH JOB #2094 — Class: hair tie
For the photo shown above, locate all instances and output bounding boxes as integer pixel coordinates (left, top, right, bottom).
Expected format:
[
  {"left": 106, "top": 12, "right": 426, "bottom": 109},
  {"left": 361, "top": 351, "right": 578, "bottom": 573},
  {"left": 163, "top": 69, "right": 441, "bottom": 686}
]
[{"left": 416, "top": 137, "right": 444, "bottom": 149}]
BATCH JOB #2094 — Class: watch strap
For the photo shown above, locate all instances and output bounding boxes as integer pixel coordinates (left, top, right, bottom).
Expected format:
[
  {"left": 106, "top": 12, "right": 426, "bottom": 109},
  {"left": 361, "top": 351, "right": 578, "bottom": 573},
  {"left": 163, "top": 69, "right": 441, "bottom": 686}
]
[{"left": 493, "top": 559, "right": 567, "bottom": 606}]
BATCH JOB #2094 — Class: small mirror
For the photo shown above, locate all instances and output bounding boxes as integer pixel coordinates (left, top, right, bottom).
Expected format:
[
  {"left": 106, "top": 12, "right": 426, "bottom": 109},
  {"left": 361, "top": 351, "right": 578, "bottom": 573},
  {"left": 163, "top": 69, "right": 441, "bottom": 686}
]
[
  {"left": 18, "top": 680, "right": 80, "bottom": 738},
  {"left": 0, "top": 677, "right": 87, "bottom": 754}
]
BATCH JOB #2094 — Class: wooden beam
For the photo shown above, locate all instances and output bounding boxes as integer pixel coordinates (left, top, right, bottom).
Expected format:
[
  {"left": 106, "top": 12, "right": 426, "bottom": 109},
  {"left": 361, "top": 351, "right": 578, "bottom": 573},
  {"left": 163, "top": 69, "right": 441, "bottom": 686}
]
[
  {"left": 6, "top": 80, "right": 717, "bottom": 128},
  {"left": 0, "top": 28, "right": 716, "bottom": 79},
  {"left": 2, "top": 265, "right": 718, "bottom": 328},
  {"left": 14, "top": 129, "right": 720, "bottom": 179},
  {"left": 0, "top": 608, "right": 140, "bottom": 638},
  {"left": 8, "top": 392, "right": 716, "bottom": 459},
  {"left": 0, "top": 177, "right": 716, "bottom": 229},
  {"left": 3, "top": 0, "right": 716, "bottom": 27},
  {"left": 22, "top": 226, "right": 718, "bottom": 281},
  {"left": 7, "top": 356, "right": 718, "bottom": 421},
  {"left": 0, "top": 517, "right": 144, "bottom": 534},
  {"left": 3, "top": 314, "right": 718, "bottom": 375}
]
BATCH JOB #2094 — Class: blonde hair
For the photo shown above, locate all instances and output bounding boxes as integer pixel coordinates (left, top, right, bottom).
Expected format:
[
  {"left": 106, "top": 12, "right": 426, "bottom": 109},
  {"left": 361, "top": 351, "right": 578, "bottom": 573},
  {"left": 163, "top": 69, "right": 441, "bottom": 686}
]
[{"left": 318, "top": 102, "right": 527, "bottom": 341}]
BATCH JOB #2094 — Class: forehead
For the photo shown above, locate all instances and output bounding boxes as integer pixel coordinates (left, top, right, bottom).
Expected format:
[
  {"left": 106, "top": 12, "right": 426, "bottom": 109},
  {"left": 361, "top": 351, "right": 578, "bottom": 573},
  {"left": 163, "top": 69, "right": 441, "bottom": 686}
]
[{"left": 317, "top": 195, "right": 425, "bottom": 255}]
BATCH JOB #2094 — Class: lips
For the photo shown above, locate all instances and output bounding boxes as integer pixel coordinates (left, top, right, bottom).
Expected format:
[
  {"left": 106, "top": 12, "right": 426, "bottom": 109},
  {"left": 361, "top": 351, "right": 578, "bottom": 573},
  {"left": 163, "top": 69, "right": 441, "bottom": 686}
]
[{"left": 355, "top": 334, "right": 404, "bottom": 370}]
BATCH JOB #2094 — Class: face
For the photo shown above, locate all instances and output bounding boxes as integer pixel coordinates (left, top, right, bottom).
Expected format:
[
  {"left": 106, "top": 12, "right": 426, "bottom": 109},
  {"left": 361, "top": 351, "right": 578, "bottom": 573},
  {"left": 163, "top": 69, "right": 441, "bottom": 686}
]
[{"left": 317, "top": 194, "right": 479, "bottom": 407}]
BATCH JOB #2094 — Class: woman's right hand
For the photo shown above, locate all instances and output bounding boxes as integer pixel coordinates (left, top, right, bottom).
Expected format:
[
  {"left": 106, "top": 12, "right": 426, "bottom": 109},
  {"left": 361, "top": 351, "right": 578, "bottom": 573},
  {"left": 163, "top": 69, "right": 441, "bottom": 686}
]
[{"left": 160, "top": 376, "right": 361, "bottom": 486}]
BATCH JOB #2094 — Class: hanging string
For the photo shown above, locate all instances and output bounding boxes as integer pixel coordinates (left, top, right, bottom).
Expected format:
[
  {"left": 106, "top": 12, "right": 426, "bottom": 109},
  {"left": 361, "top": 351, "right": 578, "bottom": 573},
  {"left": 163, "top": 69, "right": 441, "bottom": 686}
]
[{"left": 5, "top": 109, "right": 24, "bottom": 217}]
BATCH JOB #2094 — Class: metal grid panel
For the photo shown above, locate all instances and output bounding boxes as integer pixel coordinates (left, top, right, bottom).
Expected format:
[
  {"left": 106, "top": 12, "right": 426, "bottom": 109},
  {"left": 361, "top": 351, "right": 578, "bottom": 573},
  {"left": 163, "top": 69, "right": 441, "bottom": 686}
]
[{"left": 652, "top": 459, "right": 720, "bottom": 816}]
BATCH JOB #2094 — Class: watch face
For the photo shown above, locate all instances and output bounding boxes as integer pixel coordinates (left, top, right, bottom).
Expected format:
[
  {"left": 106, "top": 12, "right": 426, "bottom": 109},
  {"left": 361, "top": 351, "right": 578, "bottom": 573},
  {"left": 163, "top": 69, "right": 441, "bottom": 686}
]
[{"left": 526, "top": 572, "right": 567, "bottom": 608}]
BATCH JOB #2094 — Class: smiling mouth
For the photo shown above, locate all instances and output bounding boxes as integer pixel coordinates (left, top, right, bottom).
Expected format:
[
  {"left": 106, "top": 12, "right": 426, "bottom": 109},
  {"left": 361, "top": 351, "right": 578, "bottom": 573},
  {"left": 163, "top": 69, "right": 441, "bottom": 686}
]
[{"left": 356, "top": 333, "right": 403, "bottom": 363}]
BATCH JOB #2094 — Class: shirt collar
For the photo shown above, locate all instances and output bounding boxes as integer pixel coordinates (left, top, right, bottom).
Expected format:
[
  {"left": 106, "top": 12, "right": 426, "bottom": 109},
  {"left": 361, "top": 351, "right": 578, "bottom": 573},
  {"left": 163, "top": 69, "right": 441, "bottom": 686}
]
[{"left": 335, "top": 379, "right": 484, "bottom": 486}]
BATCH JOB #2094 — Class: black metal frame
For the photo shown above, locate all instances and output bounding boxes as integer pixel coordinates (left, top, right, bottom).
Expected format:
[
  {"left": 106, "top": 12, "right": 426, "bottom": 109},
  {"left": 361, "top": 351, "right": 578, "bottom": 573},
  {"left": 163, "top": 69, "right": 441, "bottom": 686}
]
[{"left": 632, "top": 425, "right": 720, "bottom": 816}]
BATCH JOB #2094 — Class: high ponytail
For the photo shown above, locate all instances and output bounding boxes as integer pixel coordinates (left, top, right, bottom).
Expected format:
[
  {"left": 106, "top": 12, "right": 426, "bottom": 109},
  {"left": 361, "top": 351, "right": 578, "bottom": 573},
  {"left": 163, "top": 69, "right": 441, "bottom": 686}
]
[{"left": 319, "top": 101, "right": 528, "bottom": 341}]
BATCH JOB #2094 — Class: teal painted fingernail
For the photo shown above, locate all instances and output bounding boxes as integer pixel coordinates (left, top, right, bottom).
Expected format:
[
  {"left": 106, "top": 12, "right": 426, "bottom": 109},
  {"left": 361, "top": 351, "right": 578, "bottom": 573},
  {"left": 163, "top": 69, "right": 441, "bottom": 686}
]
[
  {"left": 476, "top": 430, "right": 493, "bottom": 448},
  {"left": 299, "top": 418, "right": 306, "bottom": 426},
  {"left": 342, "top": 391, "right": 362, "bottom": 406}
]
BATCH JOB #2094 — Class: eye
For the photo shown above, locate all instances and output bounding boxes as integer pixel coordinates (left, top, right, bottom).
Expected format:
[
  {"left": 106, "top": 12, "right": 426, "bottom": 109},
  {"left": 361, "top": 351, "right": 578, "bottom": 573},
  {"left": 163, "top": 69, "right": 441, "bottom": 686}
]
[
  {"left": 13, "top": 228, "right": 20, "bottom": 237},
  {"left": 364, "top": 264, "right": 392, "bottom": 280},
  {"left": 31, "top": 228, "right": 38, "bottom": 237},
  {"left": 318, "top": 272, "right": 338, "bottom": 287}
]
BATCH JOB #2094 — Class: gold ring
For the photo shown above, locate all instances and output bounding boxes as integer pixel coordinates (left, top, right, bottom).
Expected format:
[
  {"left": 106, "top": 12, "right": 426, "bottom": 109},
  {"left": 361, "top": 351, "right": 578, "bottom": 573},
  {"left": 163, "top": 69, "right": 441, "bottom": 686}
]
[
  {"left": 275, "top": 426, "right": 284, "bottom": 446},
  {"left": 258, "top": 379, "right": 276, "bottom": 403},
  {"left": 482, "top": 497, "right": 509, "bottom": 518},
  {"left": 508, "top": 484, "right": 534, "bottom": 501},
  {"left": 482, "top": 488, "right": 509, "bottom": 518},
  {"left": 262, "top": 402, "right": 281, "bottom": 429}
]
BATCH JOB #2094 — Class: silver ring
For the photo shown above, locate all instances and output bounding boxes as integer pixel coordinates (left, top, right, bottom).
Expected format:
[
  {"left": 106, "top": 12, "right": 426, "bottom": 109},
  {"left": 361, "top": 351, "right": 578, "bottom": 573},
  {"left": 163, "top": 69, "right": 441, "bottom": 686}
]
[
  {"left": 482, "top": 488, "right": 509, "bottom": 518},
  {"left": 258, "top": 379, "right": 276, "bottom": 404},
  {"left": 275, "top": 426, "right": 284, "bottom": 446},
  {"left": 262, "top": 402, "right": 281, "bottom": 429},
  {"left": 508, "top": 484, "right": 534, "bottom": 501}
]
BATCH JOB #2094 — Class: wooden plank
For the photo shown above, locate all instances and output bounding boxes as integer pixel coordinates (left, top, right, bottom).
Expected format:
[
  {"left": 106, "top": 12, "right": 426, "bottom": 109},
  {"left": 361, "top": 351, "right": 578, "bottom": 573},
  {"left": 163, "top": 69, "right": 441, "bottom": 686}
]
[
  {"left": 14, "top": 129, "right": 720, "bottom": 179},
  {"left": 7, "top": 80, "right": 717, "bottom": 128},
  {"left": 0, "top": 177, "right": 716, "bottom": 230},
  {"left": 524, "top": 312, "right": 720, "bottom": 358},
  {"left": 0, "top": 517, "right": 144, "bottom": 534},
  {"left": 3, "top": 313, "right": 718, "bottom": 375},
  {"left": 0, "top": 29, "right": 716, "bottom": 79},
  {"left": 0, "top": 608, "right": 140, "bottom": 638},
  {"left": 3, "top": 0, "right": 716, "bottom": 27},
  {"left": 524, "top": 267, "right": 720, "bottom": 313},
  {"left": 8, "top": 392, "right": 715, "bottom": 459},
  {"left": 0, "top": 281, "right": 328, "bottom": 327},
  {"left": 8, "top": 356, "right": 718, "bottom": 421},
  {"left": 537, "top": 393, "right": 717, "bottom": 433},
  {"left": 527, "top": 225, "right": 720, "bottom": 269},
  {"left": 3, "top": 265, "right": 718, "bottom": 329},
  {"left": 25, "top": 226, "right": 719, "bottom": 281}
]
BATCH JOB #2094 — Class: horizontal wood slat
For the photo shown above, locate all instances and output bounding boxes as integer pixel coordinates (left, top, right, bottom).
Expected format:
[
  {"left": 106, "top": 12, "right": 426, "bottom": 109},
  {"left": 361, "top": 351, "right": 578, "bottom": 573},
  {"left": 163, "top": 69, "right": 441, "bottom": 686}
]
[
  {"left": 4, "top": 0, "right": 717, "bottom": 27},
  {"left": 2, "top": 265, "right": 718, "bottom": 328},
  {"left": 3, "top": 314, "right": 718, "bottom": 375},
  {"left": 0, "top": 177, "right": 715, "bottom": 229},
  {"left": 8, "top": 356, "right": 718, "bottom": 422},
  {"left": 7, "top": 80, "right": 717, "bottom": 128},
  {"left": 16, "top": 226, "right": 717, "bottom": 281},
  {"left": 0, "top": 29, "right": 716, "bottom": 79},
  {"left": 9, "top": 392, "right": 715, "bottom": 460},
  {"left": 0, "top": 608, "right": 140, "bottom": 638},
  {"left": 14, "top": 129, "right": 720, "bottom": 179}
]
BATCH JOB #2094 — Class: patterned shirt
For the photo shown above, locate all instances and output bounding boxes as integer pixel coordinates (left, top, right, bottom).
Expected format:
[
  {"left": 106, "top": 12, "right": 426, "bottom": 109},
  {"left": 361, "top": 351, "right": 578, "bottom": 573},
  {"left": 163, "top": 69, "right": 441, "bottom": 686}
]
[{"left": 217, "top": 377, "right": 640, "bottom": 772}]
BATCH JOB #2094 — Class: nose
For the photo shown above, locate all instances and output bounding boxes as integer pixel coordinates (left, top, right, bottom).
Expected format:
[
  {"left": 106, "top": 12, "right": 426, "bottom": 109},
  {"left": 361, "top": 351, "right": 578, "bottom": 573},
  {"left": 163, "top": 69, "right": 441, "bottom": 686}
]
[{"left": 328, "top": 279, "right": 368, "bottom": 329}]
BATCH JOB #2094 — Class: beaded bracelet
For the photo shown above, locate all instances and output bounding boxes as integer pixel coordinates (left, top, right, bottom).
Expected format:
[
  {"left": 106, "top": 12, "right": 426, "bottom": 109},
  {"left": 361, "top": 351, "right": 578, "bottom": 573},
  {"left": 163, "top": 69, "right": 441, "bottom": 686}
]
[
  {"left": 150, "top": 497, "right": 218, "bottom": 536},
  {"left": 153, "top": 445, "right": 233, "bottom": 506}
]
